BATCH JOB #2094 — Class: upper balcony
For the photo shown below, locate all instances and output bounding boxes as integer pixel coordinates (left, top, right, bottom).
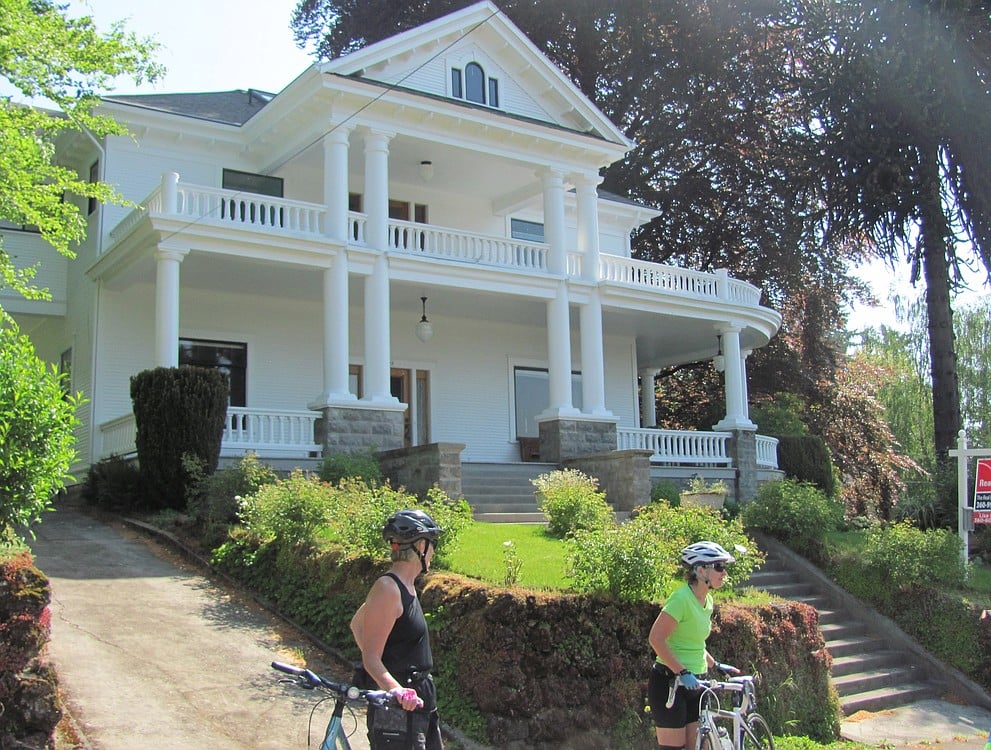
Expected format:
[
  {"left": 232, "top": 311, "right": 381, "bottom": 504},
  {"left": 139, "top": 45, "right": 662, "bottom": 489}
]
[{"left": 106, "top": 179, "right": 767, "bottom": 313}]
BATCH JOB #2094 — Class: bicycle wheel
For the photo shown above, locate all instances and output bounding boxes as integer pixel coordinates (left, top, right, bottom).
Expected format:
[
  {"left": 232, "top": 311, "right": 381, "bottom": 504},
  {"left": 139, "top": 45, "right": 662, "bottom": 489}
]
[
  {"left": 695, "top": 721, "right": 721, "bottom": 750},
  {"left": 741, "top": 713, "right": 774, "bottom": 750}
]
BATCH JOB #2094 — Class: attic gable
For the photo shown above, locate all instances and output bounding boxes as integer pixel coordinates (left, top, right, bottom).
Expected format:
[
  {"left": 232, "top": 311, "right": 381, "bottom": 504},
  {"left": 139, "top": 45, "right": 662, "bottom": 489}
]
[{"left": 318, "top": 1, "right": 630, "bottom": 148}]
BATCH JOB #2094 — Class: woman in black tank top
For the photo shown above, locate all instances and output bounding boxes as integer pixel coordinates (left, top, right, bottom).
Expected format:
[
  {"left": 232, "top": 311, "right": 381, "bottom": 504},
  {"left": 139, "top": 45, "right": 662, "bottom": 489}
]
[{"left": 350, "top": 510, "right": 444, "bottom": 749}]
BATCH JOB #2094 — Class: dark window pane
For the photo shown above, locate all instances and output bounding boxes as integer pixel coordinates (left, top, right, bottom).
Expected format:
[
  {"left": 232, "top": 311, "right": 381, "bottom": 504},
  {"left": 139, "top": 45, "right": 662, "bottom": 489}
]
[
  {"left": 222, "top": 168, "right": 284, "bottom": 198},
  {"left": 465, "top": 62, "right": 485, "bottom": 104},
  {"left": 451, "top": 68, "right": 462, "bottom": 98},
  {"left": 511, "top": 218, "right": 545, "bottom": 242},
  {"left": 488, "top": 78, "right": 499, "bottom": 108},
  {"left": 178, "top": 338, "right": 247, "bottom": 407}
]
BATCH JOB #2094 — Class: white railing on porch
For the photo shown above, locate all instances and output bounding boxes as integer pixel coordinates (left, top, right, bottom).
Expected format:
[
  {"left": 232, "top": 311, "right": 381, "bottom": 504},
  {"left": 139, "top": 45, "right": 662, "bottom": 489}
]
[
  {"left": 387, "top": 218, "right": 548, "bottom": 271},
  {"left": 113, "top": 178, "right": 765, "bottom": 310},
  {"left": 98, "top": 408, "right": 320, "bottom": 460},
  {"left": 617, "top": 428, "right": 733, "bottom": 465},
  {"left": 755, "top": 435, "right": 779, "bottom": 469}
]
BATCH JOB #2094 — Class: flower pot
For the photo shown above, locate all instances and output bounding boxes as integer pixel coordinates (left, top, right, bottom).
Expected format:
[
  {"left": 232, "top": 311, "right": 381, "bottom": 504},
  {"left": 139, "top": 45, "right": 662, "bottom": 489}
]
[{"left": 679, "top": 491, "right": 726, "bottom": 509}]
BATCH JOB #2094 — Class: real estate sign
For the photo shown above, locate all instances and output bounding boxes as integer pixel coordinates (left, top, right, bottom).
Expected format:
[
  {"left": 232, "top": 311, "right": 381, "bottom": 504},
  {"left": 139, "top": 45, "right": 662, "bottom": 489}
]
[{"left": 975, "top": 459, "right": 991, "bottom": 525}]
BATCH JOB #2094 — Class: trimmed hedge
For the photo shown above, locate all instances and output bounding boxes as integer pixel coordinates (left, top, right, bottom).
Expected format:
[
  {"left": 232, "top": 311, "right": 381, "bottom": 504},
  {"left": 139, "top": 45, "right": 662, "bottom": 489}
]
[
  {"left": 130, "top": 366, "right": 229, "bottom": 509},
  {"left": 775, "top": 435, "right": 836, "bottom": 498}
]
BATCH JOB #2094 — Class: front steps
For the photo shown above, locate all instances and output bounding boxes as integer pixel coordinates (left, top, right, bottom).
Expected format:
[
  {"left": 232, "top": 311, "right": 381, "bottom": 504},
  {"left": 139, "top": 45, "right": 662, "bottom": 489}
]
[
  {"left": 462, "top": 462, "right": 552, "bottom": 523},
  {"left": 745, "top": 543, "right": 937, "bottom": 715}
]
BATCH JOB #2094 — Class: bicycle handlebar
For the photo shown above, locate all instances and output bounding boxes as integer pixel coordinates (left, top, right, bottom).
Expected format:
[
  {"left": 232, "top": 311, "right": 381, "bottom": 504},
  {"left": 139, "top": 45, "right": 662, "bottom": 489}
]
[
  {"left": 271, "top": 661, "right": 395, "bottom": 706},
  {"left": 665, "top": 674, "right": 757, "bottom": 709}
]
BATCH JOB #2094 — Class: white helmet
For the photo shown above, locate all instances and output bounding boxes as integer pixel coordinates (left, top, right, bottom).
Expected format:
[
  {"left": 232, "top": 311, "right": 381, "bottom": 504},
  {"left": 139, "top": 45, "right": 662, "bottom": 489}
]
[{"left": 681, "top": 541, "right": 736, "bottom": 567}]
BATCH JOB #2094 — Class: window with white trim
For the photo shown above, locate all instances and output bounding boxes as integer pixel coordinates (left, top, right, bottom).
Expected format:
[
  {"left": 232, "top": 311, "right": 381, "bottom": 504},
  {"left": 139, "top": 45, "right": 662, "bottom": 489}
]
[
  {"left": 450, "top": 62, "right": 500, "bottom": 108},
  {"left": 513, "top": 367, "right": 582, "bottom": 438},
  {"left": 179, "top": 338, "right": 247, "bottom": 407}
]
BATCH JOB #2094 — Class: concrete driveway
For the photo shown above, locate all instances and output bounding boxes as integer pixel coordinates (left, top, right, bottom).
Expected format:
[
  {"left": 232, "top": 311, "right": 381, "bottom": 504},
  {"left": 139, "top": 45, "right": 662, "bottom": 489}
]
[{"left": 28, "top": 501, "right": 370, "bottom": 750}]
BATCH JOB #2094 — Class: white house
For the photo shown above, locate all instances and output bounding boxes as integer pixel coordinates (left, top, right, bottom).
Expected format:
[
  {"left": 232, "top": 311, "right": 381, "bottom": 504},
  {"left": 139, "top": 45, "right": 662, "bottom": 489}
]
[{"left": 5, "top": 1, "right": 781, "bottom": 511}]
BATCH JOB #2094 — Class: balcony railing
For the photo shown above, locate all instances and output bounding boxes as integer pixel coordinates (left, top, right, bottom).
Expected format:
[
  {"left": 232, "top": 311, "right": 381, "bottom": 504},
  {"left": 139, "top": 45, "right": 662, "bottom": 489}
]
[
  {"left": 755, "top": 435, "right": 779, "bottom": 468},
  {"left": 617, "top": 428, "right": 733, "bottom": 465},
  {"left": 113, "top": 178, "right": 764, "bottom": 309}
]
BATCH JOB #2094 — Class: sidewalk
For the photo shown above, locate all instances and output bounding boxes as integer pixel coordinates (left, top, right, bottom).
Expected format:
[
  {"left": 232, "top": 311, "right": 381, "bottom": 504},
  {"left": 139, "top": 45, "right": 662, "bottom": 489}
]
[
  {"left": 842, "top": 700, "right": 991, "bottom": 749},
  {"left": 28, "top": 501, "right": 370, "bottom": 750}
]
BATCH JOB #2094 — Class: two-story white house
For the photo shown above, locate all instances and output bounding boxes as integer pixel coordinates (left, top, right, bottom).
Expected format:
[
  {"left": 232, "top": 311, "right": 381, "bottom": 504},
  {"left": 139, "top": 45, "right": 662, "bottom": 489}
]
[{"left": 5, "top": 1, "right": 782, "bottom": 512}]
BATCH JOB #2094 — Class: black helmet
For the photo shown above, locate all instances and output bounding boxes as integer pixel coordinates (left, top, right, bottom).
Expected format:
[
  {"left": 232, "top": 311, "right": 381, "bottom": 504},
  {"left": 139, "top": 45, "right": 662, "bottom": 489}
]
[{"left": 382, "top": 509, "right": 441, "bottom": 544}]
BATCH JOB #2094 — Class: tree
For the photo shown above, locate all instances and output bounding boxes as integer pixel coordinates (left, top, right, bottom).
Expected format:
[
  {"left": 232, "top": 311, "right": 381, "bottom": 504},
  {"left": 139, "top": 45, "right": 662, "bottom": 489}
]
[
  {"left": 0, "top": 0, "right": 162, "bottom": 311},
  {"left": 794, "top": 0, "right": 991, "bottom": 464},
  {"left": 0, "top": 326, "right": 81, "bottom": 538}
]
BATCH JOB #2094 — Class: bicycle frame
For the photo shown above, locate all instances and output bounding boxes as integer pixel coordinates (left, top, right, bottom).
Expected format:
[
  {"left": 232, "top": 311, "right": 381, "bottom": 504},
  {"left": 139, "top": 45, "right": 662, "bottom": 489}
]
[
  {"left": 666, "top": 674, "right": 774, "bottom": 750},
  {"left": 272, "top": 660, "right": 392, "bottom": 750}
]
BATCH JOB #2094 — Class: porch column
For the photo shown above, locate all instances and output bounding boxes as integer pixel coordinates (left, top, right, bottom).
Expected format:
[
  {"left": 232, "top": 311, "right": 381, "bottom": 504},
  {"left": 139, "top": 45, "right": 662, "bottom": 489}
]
[
  {"left": 580, "top": 288, "right": 610, "bottom": 416},
  {"left": 714, "top": 324, "right": 756, "bottom": 431},
  {"left": 153, "top": 245, "right": 188, "bottom": 367},
  {"left": 309, "top": 258, "right": 354, "bottom": 408},
  {"left": 541, "top": 168, "right": 567, "bottom": 275},
  {"left": 544, "top": 282, "right": 577, "bottom": 415},
  {"left": 363, "top": 253, "right": 397, "bottom": 404},
  {"left": 575, "top": 172, "right": 602, "bottom": 282},
  {"left": 363, "top": 129, "right": 393, "bottom": 250},
  {"left": 640, "top": 368, "right": 659, "bottom": 428},
  {"left": 741, "top": 348, "right": 753, "bottom": 421},
  {"left": 323, "top": 127, "right": 351, "bottom": 240}
]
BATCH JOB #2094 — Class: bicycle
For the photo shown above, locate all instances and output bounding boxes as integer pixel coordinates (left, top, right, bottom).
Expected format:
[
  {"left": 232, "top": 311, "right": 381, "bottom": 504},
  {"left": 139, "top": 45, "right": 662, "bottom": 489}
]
[
  {"left": 665, "top": 672, "right": 775, "bottom": 750},
  {"left": 271, "top": 660, "right": 396, "bottom": 749}
]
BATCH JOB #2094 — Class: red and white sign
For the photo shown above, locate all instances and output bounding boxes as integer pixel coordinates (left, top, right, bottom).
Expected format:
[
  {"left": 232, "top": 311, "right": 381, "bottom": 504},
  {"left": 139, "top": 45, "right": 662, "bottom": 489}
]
[{"left": 975, "top": 459, "right": 991, "bottom": 525}]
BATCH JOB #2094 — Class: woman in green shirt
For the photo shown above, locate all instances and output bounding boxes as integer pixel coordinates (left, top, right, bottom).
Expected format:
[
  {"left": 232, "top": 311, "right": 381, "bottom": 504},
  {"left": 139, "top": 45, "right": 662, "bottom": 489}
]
[{"left": 647, "top": 541, "right": 739, "bottom": 750}]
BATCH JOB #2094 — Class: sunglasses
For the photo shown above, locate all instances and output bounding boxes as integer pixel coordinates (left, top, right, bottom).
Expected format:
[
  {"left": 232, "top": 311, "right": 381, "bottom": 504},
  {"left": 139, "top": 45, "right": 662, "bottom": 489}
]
[{"left": 711, "top": 563, "right": 728, "bottom": 572}]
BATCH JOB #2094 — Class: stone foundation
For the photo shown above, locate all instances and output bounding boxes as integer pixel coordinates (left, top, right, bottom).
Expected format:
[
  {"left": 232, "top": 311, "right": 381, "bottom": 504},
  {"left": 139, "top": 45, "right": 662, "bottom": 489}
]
[
  {"left": 317, "top": 405, "right": 405, "bottom": 455},
  {"left": 562, "top": 449, "right": 652, "bottom": 512},
  {"left": 377, "top": 442, "right": 465, "bottom": 501},
  {"left": 728, "top": 429, "right": 758, "bottom": 502},
  {"left": 538, "top": 418, "right": 617, "bottom": 463}
]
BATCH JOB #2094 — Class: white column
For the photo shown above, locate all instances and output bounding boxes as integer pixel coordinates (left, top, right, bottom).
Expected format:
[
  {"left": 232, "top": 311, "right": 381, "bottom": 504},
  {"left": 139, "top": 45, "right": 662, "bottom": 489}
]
[
  {"left": 363, "top": 129, "right": 392, "bottom": 250},
  {"left": 543, "top": 281, "right": 578, "bottom": 416},
  {"left": 639, "top": 368, "right": 659, "bottom": 428},
  {"left": 153, "top": 245, "right": 188, "bottom": 367},
  {"left": 541, "top": 168, "right": 567, "bottom": 275},
  {"left": 323, "top": 127, "right": 351, "bottom": 241},
  {"left": 580, "top": 288, "right": 611, "bottom": 416},
  {"left": 714, "top": 325, "right": 756, "bottom": 430},
  {"left": 363, "top": 254, "right": 397, "bottom": 403},
  {"left": 161, "top": 172, "right": 179, "bottom": 214},
  {"left": 309, "top": 258, "right": 354, "bottom": 409},
  {"left": 574, "top": 172, "right": 602, "bottom": 282},
  {"left": 740, "top": 348, "right": 753, "bottom": 421}
]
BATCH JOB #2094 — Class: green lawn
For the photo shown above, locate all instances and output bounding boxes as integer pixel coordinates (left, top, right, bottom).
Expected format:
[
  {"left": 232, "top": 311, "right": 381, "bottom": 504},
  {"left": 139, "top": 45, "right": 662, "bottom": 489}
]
[{"left": 441, "top": 521, "right": 570, "bottom": 590}]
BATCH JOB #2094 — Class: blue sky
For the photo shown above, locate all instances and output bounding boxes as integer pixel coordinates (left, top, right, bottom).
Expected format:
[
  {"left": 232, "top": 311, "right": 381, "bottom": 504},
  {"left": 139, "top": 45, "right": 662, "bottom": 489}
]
[{"left": 4, "top": 1, "right": 984, "bottom": 330}]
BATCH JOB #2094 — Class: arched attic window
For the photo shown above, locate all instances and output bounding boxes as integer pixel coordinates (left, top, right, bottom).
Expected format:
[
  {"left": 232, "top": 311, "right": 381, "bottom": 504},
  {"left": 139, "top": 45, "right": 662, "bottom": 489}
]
[{"left": 451, "top": 61, "right": 500, "bottom": 108}]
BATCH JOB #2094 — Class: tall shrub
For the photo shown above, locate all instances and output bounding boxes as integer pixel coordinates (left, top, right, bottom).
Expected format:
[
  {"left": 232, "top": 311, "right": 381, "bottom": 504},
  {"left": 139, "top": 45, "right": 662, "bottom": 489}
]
[
  {"left": 0, "top": 327, "right": 81, "bottom": 537},
  {"left": 130, "top": 366, "right": 228, "bottom": 510},
  {"left": 775, "top": 434, "right": 837, "bottom": 498},
  {"left": 742, "top": 479, "right": 842, "bottom": 561}
]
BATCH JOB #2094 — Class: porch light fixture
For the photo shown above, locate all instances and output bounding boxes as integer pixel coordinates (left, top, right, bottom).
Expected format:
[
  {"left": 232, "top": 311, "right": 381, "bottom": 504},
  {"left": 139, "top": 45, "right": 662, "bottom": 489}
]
[
  {"left": 415, "top": 296, "right": 434, "bottom": 342},
  {"left": 418, "top": 160, "right": 434, "bottom": 182},
  {"left": 712, "top": 335, "right": 725, "bottom": 372}
]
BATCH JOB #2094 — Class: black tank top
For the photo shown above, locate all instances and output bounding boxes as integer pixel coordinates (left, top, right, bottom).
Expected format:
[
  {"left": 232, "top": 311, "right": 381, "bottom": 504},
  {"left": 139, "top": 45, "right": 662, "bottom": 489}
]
[{"left": 380, "top": 572, "right": 433, "bottom": 677}]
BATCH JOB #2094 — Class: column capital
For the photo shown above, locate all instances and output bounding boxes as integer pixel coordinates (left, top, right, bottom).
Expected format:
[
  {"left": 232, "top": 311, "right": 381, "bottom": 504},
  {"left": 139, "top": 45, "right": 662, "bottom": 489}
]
[{"left": 154, "top": 245, "right": 189, "bottom": 263}]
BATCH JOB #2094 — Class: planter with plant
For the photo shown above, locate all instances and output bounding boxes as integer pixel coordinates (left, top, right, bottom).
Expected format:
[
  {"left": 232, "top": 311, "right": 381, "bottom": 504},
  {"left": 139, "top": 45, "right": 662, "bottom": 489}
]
[{"left": 680, "top": 475, "right": 729, "bottom": 509}]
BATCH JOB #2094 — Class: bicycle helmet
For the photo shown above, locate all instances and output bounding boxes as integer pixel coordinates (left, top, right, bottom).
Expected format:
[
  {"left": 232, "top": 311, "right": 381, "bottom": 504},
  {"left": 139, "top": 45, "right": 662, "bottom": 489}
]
[
  {"left": 382, "top": 509, "right": 441, "bottom": 544},
  {"left": 681, "top": 541, "right": 736, "bottom": 567}
]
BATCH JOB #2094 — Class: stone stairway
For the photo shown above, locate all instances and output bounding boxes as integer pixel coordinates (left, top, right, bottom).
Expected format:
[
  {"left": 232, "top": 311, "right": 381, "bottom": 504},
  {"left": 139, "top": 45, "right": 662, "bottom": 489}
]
[
  {"left": 745, "top": 540, "right": 937, "bottom": 715},
  {"left": 462, "top": 462, "right": 553, "bottom": 523}
]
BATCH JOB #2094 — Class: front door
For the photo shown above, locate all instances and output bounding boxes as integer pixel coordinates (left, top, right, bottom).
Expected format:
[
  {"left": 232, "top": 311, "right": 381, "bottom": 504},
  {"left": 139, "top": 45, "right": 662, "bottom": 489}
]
[{"left": 391, "top": 368, "right": 430, "bottom": 448}]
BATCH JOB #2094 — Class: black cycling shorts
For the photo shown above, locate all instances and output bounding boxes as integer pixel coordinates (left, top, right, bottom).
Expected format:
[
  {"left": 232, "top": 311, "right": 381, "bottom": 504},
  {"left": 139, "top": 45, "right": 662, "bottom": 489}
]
[{"left": 648, "top": 662, "right": 701, "bottom": 729}]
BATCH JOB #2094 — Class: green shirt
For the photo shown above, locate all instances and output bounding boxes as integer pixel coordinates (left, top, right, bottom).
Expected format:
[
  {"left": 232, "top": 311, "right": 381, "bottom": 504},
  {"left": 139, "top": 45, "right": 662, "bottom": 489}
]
[{"left": 657, "top": 582, "right": 712, "bottom": 674}]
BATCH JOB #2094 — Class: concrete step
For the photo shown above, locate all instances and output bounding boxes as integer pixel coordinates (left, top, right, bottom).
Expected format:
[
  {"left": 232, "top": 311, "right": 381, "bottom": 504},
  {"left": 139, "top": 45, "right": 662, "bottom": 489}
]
[
  {"left": 833, "top": 666, "right": 923, "bottom": 696},
  {"left": 469, "top": 502, "right": 544, "bottom": 513},
  {"left": 472, "top": 511, "right": 546, "bottom": 524},
  {"left": 839, "top": 682, "right": 936, "bottom": 715},
  {"left": 830, "top": 650, "right": 906, "bottom": 678},
  {"left": 819, "top": 621, "right": 868, "bottom": 641},
  {"left": 756, "top": 581, "right": 817, "bottom": 599},
  {"left": 826, "top": 634, "right": 889, "bottom": 658}
]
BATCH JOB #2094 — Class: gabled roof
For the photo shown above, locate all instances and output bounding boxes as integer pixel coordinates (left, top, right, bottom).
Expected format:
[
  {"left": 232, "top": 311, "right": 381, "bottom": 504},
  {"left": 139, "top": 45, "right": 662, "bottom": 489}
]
[
  {"left": 319, "top": 0, "right": 631, "bottom": 148},
  {"left": 101, "top": 89, "right": 276, "bottom": 126}
]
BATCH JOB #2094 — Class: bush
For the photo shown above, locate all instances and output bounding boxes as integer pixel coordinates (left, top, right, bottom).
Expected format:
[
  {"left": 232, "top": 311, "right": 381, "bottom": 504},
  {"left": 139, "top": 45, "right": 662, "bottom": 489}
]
[
  {"left": 130, "top": 366, "right": 229, "bottom": 510},
  {"left": 237, "top": 470, "right": 334, "bottom": 549},
  {"left": 862, "top": 521, "right": 966, "bottom": 590},
  {"left": 532, "top": 468, "right": 613, "bottom": 537},
  {"left": 0, "top": 326, "right": 82, "bottom": 537},
  {"left": 185, "top": 452, "right": 278, "bottom": 545},
  {"left": 650, "top": 478, "right": 681, "bottom": 505},
  {"left": 319, "top": 450, "right": 383, "bottom": 486},
  {"left": 742, "top": 479, "right": 842, "bottom": 559},
  {"left": 567, "top": 501, "right": 762, "bottom": 601},
  {"left": 81, "top": 455, "right": 143, "bottom": 511},
  {"left": 775, "top": 435, "right": 837, "bottom": 498}
]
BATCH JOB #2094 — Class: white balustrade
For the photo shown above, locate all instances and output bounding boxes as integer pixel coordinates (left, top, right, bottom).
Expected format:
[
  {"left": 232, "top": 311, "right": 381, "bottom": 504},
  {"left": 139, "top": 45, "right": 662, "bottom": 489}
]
[
  {"left": 159, "top": 185, "right": 326, "bottom": 235},
  {"left": 98, "top": 414, "right": 138, "bottom": 458},
  {"left": 755, "top": 435, "right": 779, "bottom": 468},
  {"left": 617, "top": 428, "right": 733, "bottom": 465},
  {"left": 222, "top": 407, "right": 321, "bottom": 455},
  {"left": 386, "top": 218, "right": 548, "bottom": 271}
]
